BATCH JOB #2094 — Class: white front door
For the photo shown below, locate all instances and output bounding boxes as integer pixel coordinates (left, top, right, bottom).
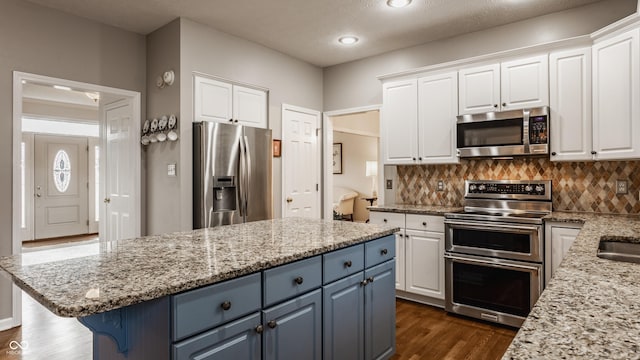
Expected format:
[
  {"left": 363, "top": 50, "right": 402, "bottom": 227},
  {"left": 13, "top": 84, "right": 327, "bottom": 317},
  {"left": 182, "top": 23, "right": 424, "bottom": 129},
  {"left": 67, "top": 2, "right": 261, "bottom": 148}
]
[
  {"left": 282, "top": 104, "right": 321, "bottom": 218},
  {"left": 33, "top": 134, "right": 89, "bottom": 239},
  {"left": 102, "top": 99, "right": 138, "bottom": 241}
]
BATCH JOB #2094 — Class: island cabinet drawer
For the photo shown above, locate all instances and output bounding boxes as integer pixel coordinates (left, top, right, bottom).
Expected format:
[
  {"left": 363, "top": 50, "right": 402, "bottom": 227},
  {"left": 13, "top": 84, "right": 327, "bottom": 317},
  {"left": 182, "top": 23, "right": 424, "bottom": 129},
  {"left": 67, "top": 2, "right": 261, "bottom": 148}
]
[
  {"left": 172, "top": 273, "right": 262, "bottom": 342},
  {"left": 369, "top": 211, "right": 405, "bottom": 228},
  {"left": 405, "top": 214, "right": 444, "bottom": 232},
  {"left": 263, "top": 256, "right": 322, "bottom": 307},
  {"left": 172, "top": 312, "right": 261, "bottom": 360},
  {"left": 323, "top": 244, "right": 365, "bottom": 284},
  {"left": 365, "top": 235, "right": 396, "bottom": 268}
]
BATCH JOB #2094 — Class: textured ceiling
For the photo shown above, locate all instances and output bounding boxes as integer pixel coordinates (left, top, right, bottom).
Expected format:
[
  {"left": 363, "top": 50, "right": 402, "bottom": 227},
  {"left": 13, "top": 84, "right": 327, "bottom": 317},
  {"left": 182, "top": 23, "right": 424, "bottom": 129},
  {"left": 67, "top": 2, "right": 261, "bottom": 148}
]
[{"left": 26, "top": 0, "right": 609, "bottom": 67}]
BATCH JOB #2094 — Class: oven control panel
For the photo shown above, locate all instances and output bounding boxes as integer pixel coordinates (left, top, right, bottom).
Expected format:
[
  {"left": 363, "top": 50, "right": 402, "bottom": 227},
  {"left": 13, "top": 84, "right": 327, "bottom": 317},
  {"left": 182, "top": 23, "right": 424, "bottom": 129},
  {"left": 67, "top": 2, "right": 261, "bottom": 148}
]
[{"left": 466, "top": 181, "right": 550, "bottom": 197}]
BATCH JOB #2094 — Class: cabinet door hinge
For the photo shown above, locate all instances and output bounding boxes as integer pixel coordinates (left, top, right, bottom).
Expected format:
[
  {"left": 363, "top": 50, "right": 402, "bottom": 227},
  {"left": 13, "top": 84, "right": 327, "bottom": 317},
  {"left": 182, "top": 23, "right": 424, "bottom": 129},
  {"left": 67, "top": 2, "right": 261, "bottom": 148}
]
[{"left": 316, "top": 183, "right": 319, "bottom": 191}]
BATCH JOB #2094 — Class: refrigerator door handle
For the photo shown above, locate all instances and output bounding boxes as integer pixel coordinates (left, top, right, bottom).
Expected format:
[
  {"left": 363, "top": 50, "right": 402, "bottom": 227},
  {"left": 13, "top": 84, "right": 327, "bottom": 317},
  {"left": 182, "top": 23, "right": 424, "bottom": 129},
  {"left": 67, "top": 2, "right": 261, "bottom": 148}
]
[
  {"left": 238, "top": 136, "right": 246, "bottom": 217},
  {"left": 243, "top": 135, "right": 252, "bottom": 215}
]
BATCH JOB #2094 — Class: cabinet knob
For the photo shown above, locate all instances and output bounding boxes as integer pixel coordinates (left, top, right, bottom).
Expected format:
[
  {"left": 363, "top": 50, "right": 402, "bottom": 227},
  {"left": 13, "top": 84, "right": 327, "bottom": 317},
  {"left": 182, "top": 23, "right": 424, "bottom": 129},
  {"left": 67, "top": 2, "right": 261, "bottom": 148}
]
[
  {"left": 229, "top": 118, "right": 233, "bottom": 122},
  {"left": 502, "top": 102, "right": 506, "bottom": 107},
  {"left": 412, "top": 157, "right": 416, "bottom": 161},
  {"left": 383, "top": 219, "right": 387, "bottom": 223},
  {"left": 493, "top": 104, "right": 498, "bottom": 108},
  {"left": 418, "top": 157, "right": 422, "bottom": 161},
  {"left": 294, "top": 276, "right": 304, "bottom": 285},
  {"left": 344, "top": 260, "right": 352, "bottom": 268},
  {"left": 380, "top": 248, "right": 388, "bottom": 255},
  {"left": 234, "top": 119, "right": 239, "bottom": 123},
  {"left": 398, "top": 233, "right": 403, "bottom": 238},
  {"left": 286, "top": 197, "right": 293, "bottom": 203},
  {"left": 255, "top": 324, "right": 264, "bottom": 334},
  {"left": 591, "top": 151, "right": 597, "bottom": 155},
  {"left": 221, "top": 301, "right": 232, "bottom": 311},
  {"left": 551, "top": 152, "right": 557, "bottom": 156},
  {"left": 367, "top": 277, "right": 374, "bottom": 283},
  {"left": 422, "top": 221, "right": 427, "bottom": 226},
  {"left": 360, "top": 279, "right": 369, "bottom": 286},
  {"left": 267, "top": 320, "right": 278, "bottom": 329}
]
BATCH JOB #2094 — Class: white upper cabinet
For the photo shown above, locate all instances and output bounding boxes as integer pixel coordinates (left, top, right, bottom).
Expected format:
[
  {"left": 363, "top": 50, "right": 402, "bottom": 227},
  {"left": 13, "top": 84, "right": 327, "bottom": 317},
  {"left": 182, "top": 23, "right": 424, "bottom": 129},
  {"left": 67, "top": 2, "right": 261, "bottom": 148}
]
[
  {"left": 500, "top": 55, "right": 549, "bottom": 110},
  {"left": 194, "top": 76, "right": 233, "bottom": 123},
  {"left": 418, "top": 72, "right": 459, "bottom": 164},
  {"left": 458, "top": 54, "right": 549, "bottom": 115},
  {"left": 233, "top": 86, "right": 267, "bottom": 128},
  {"left": 458, "top": 64, "right": 500, "bottom": 115},
  {"left": 592, "top": 28, "right": 640, "bottom": 160},
  {"left": 194, "top": 75, "right": 268, "bottom": 128},
  {"left": 382, "top": 79, "right": 419, "bottom": 164},
  {"left": 382, "top": 73, "right": 459, "bottom": 165},
  {"left": 549, "top": 48, "right": 592, "bottom": 161}
]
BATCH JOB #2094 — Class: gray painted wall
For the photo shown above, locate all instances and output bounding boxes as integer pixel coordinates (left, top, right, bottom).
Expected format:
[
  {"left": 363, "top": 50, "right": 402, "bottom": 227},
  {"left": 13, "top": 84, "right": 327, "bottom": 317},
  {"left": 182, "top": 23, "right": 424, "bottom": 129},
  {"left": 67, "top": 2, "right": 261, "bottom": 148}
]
[
  {"left": 146, "top": 19, "right": 181, "bottom": 235},
  {"left": 0, "top": 0, "right": 145, "bottom": 324},
  {"left": 323, "top": 0, "right": 637, "bottom": 111},
  {"left": 175, "top": 18, "right": 323, "bottom": 232}
]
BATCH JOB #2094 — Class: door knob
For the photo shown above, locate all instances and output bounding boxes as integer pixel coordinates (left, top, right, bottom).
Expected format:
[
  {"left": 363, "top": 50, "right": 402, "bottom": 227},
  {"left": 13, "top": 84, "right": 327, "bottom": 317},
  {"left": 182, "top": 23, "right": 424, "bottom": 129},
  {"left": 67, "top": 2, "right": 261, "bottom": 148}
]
[
  {"left": 36, "top": 193, "right": 41, "bottom": 197},
  {"left": 286, "top": 197, "right": 293, "bottom": 203},
  {"left": 104, "top": 198, "right": 111, "bottom": 204}
]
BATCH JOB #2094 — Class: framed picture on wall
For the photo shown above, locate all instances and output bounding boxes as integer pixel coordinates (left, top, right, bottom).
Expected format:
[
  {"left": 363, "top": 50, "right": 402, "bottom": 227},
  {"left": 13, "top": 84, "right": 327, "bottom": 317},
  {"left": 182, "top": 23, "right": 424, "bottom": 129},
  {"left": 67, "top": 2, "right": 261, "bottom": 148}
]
[
  {"left": 272, "top": 139, "right": 281, "bottom": 157},
  {"left": 333, "top": 143, "right": 342, "bottom": 174}
]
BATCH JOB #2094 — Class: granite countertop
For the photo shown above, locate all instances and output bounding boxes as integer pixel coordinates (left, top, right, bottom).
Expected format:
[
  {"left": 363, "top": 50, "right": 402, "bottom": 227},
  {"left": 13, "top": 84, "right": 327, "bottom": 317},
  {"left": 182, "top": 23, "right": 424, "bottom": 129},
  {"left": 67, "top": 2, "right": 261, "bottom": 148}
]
[
  {"left": 503, "top": 211, "right": 640, "bottom": 359},
  {"left": 0, "top": 218, "right": 398, "bottom": 318},
  {"left": 368, "top": 204, "right": 463, "bottom": 215}
]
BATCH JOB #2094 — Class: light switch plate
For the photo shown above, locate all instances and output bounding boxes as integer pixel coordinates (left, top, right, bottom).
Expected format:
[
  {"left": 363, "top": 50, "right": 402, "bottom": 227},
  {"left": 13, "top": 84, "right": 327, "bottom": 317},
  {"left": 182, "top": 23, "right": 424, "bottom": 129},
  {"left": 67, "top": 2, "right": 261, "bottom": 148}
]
[
  {"left": 437, "top": 180, "right": 444, "bottom": 191},
  {"left": 386, "top": 179, "right": 393, "bottom": 190},
  {"left": 168, "top": 163, "right": 177, "bottom": 177}
]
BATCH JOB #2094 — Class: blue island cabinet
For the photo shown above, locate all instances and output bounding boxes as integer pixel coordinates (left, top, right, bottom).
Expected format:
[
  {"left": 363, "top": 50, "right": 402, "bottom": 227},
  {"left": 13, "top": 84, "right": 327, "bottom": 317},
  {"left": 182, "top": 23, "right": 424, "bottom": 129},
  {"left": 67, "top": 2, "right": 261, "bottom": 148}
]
[
  {"left": 82, "top": 235, "right": 395, "bottom": 360},
  {"left": 322, "top": 236, "right": 396, "bottom": 360}
]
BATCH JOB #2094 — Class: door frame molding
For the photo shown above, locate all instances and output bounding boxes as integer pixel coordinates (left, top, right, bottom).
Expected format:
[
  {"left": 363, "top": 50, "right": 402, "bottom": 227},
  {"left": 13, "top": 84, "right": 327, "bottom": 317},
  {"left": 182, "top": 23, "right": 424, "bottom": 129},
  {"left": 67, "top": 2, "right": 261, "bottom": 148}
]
[
  {"left": 10, "top": 71, "right": 141, "bottom": 330},
  {"left": 322, "top": 105, "right": 381, "bottom": 220},
  {"left": 281, "top": 103, "right": 321, "bottom": 218}
]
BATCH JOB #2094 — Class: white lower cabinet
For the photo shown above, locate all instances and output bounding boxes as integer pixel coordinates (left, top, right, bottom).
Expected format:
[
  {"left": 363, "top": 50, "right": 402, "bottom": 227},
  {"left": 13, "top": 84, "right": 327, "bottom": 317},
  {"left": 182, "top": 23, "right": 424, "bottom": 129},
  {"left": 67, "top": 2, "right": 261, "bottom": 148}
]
[
  {"left": 369, "top": 211, "right": 445, "bottom": 304},
  {"left": 404, "top": 229, "right": 444, "bottom": 299},
  {"left": 544, "top": 222, "right": 582, "bottom": 285}
]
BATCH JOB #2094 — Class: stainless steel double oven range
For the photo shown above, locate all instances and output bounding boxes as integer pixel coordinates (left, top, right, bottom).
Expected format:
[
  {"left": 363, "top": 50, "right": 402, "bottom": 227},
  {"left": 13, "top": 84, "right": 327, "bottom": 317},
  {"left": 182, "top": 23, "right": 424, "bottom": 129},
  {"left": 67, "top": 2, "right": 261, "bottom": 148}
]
[{"left": 444, "top": 179, "right": 551, "bottom": 328}]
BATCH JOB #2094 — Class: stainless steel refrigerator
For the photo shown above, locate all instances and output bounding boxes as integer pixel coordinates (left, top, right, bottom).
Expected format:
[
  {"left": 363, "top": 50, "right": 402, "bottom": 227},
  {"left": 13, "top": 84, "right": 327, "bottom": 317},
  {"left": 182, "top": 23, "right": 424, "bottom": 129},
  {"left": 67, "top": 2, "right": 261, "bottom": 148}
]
[{"left": 193, "top": 121, "right": 273, "bottom": 229}]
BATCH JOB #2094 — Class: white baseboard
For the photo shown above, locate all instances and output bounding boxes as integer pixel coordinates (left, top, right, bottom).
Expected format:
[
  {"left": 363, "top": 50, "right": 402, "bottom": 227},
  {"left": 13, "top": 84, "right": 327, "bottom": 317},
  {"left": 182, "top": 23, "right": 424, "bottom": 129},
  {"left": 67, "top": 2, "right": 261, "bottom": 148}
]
[{"left": 0, "top": 316, "right": 16, "bottom": 331}]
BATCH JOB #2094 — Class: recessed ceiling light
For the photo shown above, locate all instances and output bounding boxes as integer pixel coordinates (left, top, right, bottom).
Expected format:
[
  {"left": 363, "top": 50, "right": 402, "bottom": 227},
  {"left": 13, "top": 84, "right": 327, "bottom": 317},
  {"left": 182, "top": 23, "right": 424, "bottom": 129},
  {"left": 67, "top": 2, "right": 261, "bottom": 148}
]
[
  {"left": 53, "top": 85, "right": 72, "bottom": 91},
  {"left": 338, "top": 36, "right": 359, "bottom": 45},
  {"left": 387, "top": 0, "right": 412, "bottom": 8}
]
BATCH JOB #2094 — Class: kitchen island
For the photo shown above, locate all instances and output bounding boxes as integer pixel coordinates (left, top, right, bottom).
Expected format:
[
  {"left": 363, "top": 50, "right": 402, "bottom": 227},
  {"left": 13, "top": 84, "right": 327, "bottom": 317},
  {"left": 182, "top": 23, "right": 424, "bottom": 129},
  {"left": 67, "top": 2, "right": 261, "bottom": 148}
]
[
  {"left": 502, "top": 212, "right": 640, "bottom": 359},
  {"left": 0, "top": 218, "right": 399, "bottom": 360}
]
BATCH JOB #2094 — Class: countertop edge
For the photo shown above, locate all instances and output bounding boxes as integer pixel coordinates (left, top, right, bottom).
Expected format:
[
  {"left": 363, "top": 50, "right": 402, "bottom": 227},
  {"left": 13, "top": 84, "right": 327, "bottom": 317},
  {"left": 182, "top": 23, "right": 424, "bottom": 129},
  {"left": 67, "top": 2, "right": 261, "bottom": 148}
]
[{"left": 2, "top": 227, "right": 399, "bottom": 318}]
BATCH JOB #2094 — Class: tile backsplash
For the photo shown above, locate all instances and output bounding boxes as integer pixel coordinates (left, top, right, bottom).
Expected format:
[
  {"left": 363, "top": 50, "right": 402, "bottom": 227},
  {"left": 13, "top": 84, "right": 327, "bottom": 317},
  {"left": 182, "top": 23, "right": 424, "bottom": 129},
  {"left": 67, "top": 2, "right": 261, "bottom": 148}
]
[{"left": 396, "top": 158, "right": 640, "bottom": 214}]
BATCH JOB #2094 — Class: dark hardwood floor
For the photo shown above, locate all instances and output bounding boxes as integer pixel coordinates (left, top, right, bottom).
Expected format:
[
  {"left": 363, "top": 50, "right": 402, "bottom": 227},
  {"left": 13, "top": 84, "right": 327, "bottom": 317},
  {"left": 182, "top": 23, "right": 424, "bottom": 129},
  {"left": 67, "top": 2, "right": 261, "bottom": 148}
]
[
  {"left": 0, "top": 296, "right": 515, "bottom": 359},
  {"left": 392, "top": 299, "right": 517, "bottom": 360},
  {"left": 0, "top": 293, "right": 91, "bottom": 360}
]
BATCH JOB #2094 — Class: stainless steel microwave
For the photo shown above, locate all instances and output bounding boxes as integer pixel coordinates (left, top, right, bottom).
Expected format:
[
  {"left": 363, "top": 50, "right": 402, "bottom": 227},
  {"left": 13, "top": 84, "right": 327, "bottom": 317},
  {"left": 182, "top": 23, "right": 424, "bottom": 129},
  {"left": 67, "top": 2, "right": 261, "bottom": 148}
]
[{"left": 456, "top": 106, "right": 549, "bottom": 158}]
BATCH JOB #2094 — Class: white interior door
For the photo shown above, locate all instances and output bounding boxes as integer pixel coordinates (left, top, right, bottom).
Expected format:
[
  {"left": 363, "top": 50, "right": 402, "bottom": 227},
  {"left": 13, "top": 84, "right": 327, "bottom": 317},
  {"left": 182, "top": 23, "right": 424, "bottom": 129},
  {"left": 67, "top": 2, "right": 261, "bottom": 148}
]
[
  {"left": 21, "top": 133, "right": 34, "bottom": 241},
  {"left": 33, "top": 134, "right": 89, "bottom": 240},
  {"left": 282, "top": 104, "right": 320, "bottom": 218},
  {"left": 102, "top": 99, "right": 137, "bottom": 241}
]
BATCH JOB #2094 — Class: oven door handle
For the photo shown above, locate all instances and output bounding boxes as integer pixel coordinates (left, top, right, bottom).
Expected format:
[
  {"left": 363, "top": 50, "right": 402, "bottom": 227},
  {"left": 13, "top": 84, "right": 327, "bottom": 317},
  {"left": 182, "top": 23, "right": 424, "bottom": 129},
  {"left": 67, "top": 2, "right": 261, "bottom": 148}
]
[
  {"left": 444, "top": 220, "right": 540, "bottom": 234},
  {"left": 444, "top": 253, "right": 541, "bottom": 272}
]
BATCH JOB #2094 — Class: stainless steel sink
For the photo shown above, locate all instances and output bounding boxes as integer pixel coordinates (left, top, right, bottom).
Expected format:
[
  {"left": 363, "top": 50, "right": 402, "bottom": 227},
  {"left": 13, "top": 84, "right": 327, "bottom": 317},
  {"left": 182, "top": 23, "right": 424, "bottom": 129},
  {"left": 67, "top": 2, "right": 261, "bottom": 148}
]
[{"left": 597, "top": 238, "right": 640, "bottom": 264}]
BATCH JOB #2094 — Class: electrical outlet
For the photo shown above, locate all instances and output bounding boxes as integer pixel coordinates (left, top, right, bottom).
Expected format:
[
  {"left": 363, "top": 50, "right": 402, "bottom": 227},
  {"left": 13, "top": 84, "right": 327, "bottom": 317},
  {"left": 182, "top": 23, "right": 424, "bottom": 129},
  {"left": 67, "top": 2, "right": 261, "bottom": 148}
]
[
  {"left": 386, "top": 179, "right": 393, "bottom": 190},
  {"left": 437, "top": 180, "right": 444, "bottom": 191},
  {"left": 616, "top": 180, "right": 628, "bottom": 195}
]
